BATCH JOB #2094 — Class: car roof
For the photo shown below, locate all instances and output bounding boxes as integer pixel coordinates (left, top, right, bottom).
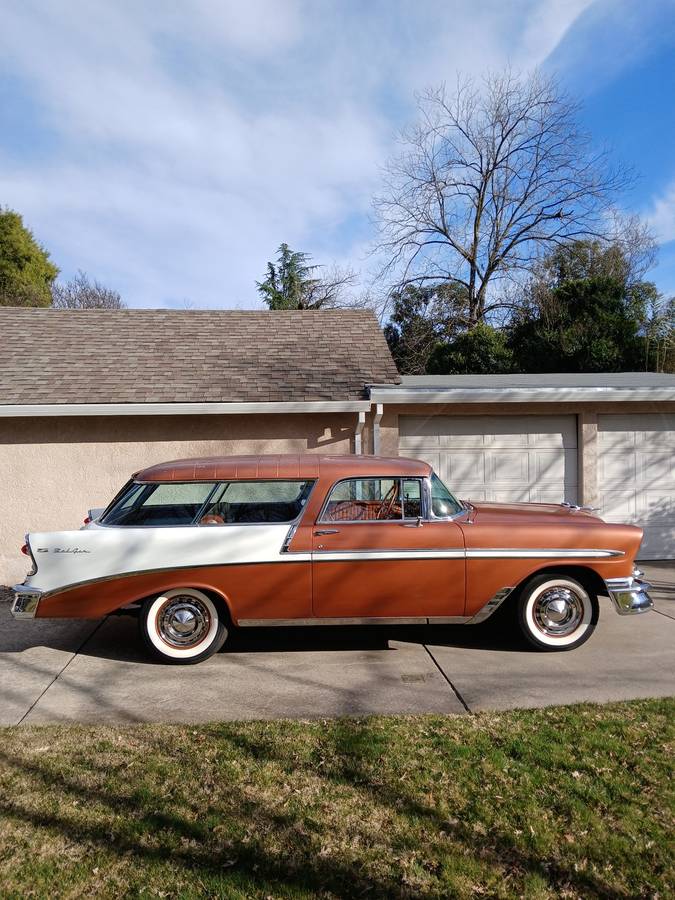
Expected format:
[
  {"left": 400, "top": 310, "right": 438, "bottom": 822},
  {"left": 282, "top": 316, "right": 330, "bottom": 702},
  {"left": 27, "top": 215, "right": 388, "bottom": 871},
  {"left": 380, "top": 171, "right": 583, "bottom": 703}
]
[{"left": 134, "top": 454, "right": 431, "bottom": 482}]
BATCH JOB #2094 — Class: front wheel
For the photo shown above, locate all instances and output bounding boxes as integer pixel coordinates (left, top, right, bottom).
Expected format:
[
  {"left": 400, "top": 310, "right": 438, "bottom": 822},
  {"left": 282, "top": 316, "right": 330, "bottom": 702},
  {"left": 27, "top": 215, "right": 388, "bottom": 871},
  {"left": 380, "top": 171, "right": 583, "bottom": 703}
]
[
  {"left": 140, "top": 588, "right": 228, "bottom": 664},
  {"left": 516, "top": 575, "right": 598, "bottom": 651}
]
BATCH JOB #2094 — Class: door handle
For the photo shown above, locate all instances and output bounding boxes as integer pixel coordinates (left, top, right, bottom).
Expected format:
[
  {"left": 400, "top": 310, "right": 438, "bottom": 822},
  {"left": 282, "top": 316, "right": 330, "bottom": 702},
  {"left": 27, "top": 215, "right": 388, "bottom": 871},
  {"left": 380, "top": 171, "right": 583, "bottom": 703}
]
[{"left": 314, "top": 529, "right": 339, "bottom": 535}]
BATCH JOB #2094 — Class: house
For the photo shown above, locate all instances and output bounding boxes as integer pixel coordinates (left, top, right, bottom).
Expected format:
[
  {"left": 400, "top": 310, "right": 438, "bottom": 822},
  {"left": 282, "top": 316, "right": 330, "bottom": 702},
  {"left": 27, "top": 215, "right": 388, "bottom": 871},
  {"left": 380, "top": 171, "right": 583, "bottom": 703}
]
[{"left": 0, "top": 308, "right": 673, "bottom": 583}]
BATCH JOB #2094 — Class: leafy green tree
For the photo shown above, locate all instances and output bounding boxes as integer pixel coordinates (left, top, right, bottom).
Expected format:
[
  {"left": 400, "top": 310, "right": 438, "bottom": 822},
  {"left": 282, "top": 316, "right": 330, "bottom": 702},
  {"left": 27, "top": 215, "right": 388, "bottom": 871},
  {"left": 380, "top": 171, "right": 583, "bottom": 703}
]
[
  {"left": 0, "top": 208, "right": 59, "bottom": 306},
  {"left": 508, "top": 276, "right": 644, "bottom": 372},
  {"left": 384, "top": 283, "right": 469, "bottom": 374},
  {"left": 427, "top": 323, "right": 515, "bottom": 374},
  {"left": 257, "top": 243, "right": 357, "bottom": 310},
  {"left": 508, "top": 240, "right": 672, "bottom": 373},
  {"left": 257, "top": 243, "right": 319, "bottom": 310}
]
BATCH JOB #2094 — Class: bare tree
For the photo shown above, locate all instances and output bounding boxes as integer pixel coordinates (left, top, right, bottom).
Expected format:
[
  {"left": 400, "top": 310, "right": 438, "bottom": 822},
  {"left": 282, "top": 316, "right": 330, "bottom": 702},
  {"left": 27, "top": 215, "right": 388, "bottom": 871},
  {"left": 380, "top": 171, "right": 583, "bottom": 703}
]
[
  {"left": 301, "top": 263, "right": 361, "bottom": 309},
  {"left": 373, "top": 69, "right": 632, "bottom": 325},
  {"left": 51, "top": 270, "right": 125, "bottom": 309}
]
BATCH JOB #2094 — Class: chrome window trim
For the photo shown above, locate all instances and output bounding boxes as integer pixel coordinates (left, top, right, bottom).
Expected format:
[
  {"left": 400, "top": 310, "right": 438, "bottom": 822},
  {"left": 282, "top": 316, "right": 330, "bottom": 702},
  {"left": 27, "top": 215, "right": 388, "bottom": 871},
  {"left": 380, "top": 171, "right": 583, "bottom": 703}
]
[{"left": 317, "top": 475, "right": 425, "bottom": 525}]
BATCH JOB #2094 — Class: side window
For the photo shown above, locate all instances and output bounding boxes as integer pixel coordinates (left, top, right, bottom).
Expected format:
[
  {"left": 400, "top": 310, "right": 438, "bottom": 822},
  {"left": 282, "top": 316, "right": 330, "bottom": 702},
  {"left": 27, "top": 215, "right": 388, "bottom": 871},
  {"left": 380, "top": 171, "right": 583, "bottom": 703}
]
[
  {"left": 101, "top": 482, "right": 217, "bottom": 526},
  {"left": 199, "top": 480, "right": 313, "bottom": 524},
  {"left": 322, "top": 478, "right": 422, "bottom": 522}
]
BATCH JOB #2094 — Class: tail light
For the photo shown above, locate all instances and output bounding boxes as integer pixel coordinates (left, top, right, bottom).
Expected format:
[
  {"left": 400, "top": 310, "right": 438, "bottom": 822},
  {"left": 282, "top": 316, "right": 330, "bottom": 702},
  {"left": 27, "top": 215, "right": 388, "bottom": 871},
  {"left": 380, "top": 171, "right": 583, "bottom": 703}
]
[
  {"left": 83, "top": 516, "right": 92, "bottom": 524},
  {"left": 21, "top": 536, "right": 38, "bottom": 576}
]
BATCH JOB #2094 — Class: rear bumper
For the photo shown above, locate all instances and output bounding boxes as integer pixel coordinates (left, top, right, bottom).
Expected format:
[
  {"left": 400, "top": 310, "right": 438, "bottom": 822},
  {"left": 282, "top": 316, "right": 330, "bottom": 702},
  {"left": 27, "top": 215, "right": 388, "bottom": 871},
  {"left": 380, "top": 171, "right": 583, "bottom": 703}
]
[
  {"left": 604, "top": 575, "right": 653, "bottom": 615},
  {"left": 11, "top": 585, "right": 43, "bottom": 619}
]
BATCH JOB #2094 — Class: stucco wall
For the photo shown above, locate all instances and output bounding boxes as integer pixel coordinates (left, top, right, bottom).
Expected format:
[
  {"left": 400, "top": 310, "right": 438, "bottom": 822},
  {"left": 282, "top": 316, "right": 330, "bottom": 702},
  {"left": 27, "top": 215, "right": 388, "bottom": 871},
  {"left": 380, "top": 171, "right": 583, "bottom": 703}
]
[{"left": 0, "top": 412, "right": 358, "bottom": 584}]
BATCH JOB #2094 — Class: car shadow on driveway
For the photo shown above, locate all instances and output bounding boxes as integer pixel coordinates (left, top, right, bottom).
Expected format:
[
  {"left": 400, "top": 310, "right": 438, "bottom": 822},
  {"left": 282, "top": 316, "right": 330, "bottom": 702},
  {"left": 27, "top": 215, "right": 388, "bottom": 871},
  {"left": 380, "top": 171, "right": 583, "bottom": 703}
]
[{"left": 0, "top": 610, "right": 526, "bottom": 664}]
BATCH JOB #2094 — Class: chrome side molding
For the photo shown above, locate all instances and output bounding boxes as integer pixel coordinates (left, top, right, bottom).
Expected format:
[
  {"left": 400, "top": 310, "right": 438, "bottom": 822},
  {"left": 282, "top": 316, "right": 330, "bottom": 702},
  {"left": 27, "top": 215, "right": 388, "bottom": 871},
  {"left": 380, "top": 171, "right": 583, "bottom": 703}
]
[{"left": 467, "top": 586, "right": 514, "bottom": 624}]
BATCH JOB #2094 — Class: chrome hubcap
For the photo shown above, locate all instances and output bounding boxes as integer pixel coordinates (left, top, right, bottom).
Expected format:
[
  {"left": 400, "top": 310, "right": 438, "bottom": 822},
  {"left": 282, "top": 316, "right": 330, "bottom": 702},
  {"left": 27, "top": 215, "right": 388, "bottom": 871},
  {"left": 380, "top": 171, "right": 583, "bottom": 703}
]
[
  {"left": 533, "top": 587, "right": 584, "bottom": 637},
  {"left": 158, "top": 596, "right": 210, "bottom": 648}
]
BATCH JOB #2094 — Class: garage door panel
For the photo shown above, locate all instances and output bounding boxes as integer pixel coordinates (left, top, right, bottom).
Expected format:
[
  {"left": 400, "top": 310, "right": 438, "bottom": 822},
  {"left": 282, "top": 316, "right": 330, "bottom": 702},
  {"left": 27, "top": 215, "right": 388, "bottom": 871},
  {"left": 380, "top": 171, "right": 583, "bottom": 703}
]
[
  {"left": 637, "top": 493, "right": 675, "bottom": 522},
  {"left": 598, "top": 414, "right": 675, "bottom": 559},
  {"left": 598, "top": 431, "right": 635, "bottom": 451},
  {"left": 457, "top": 487, "right": 488, "bottom": 502},
  {"left": 492, "top": 487, "right": 532, "bottom": 503},
  {"left": 407, "top": 450, "right": 442, "bottom": 477},
  {"left": 440, "top": 433, "right": 486, "bottom": 449},
  {"left": 599, "top": 452, "right": 635, "bottom": 483},
  {"left": 487, "top": 451, "right": 529, "bottom": 483},
  {"left": 533, "top": 449, "right": 571, "bottom": 482},
  {"left": 450, "top": 452, "right": 484, "bottom": 483},
  {"left": 601, "top": 491, "right": 636, "bottom": 522},
  {"left": 638, "top": 453, "right": 675, "bottom": 485}
]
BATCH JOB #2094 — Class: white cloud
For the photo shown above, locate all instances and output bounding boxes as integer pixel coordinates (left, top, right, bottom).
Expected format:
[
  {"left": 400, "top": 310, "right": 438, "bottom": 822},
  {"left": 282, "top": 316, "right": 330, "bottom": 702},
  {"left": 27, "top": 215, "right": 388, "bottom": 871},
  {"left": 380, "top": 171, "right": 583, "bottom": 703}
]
[
  {"left": 0, "top": 0, "right": 597, "bottom": 308},
  {"left": 646, "top": 180, "right": 675, "bottom": 245}
]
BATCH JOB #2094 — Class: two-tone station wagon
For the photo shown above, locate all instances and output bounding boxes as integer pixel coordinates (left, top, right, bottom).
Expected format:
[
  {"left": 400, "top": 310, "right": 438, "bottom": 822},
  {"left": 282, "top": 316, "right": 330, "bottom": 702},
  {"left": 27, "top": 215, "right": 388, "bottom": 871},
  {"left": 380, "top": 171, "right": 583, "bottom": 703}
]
[{"left": 12, "top": 454, "right": 652, "bottom": 663}]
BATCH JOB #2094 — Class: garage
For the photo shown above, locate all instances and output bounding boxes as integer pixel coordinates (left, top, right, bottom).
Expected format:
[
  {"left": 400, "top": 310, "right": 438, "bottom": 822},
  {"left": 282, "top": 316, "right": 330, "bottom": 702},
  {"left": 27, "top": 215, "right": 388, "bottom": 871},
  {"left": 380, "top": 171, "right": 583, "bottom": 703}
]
[
  {"left": 399, "top": 414, "right": 578, "bottom": 505},
  {"left": 598, "top": 414, "right": 675, "bottom": 560}
]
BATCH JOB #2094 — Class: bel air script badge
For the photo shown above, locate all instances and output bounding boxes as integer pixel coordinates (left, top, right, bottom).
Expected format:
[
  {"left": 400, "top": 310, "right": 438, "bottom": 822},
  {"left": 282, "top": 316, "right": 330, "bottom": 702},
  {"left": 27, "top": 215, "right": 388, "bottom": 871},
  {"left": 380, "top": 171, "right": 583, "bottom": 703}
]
[{"left": 37, "top": 547, "right": 91, "bottom": 554}]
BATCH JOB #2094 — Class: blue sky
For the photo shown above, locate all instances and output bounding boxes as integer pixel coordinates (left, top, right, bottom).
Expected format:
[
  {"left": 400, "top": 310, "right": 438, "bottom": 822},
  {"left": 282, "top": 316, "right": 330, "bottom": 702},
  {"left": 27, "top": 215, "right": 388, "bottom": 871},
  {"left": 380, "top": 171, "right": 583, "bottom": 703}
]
[{"left": 1, "top": 0, "right": 674, "bottom": 308}]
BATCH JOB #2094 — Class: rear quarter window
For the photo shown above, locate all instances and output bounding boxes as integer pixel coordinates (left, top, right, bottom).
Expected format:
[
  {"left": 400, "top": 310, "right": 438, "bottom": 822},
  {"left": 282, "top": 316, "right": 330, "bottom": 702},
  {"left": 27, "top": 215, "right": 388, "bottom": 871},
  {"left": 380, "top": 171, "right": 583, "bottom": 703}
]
[{"left": 100, "top": 482, "right": 217, "bottom": 526}]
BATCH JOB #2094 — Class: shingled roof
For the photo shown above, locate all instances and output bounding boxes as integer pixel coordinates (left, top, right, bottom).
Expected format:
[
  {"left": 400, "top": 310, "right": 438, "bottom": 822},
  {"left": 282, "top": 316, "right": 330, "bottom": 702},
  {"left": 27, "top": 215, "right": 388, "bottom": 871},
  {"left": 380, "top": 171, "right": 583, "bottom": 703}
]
[{"left": 0, "top": 308, "right": 400, "bottom": 404}]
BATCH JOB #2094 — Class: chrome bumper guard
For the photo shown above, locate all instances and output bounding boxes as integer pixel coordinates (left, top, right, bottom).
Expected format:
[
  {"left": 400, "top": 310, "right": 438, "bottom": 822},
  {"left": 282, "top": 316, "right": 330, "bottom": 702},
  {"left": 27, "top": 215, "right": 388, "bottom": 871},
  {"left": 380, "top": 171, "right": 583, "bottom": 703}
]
[
  {"left": 11, "top": 585, "right": 43, "bottom": 619},
  {"left": 604, "top": 576, "right": 653, "bottom": 615}
]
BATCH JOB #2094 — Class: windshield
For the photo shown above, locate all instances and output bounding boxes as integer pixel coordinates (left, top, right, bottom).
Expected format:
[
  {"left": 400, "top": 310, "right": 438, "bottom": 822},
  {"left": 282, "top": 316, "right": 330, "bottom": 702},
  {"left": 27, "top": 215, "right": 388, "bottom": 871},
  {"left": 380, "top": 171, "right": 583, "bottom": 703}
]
[{"left": 430, "top": 472, "right": 463, "bottom": 518}]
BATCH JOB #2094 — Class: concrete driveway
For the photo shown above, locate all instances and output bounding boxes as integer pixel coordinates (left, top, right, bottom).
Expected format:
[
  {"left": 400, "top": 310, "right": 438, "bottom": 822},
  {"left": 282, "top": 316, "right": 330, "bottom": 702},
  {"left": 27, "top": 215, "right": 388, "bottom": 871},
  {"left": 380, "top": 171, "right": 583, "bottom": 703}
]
[{"left": 1, "top": 563, "right": 673, "bottom": 726}]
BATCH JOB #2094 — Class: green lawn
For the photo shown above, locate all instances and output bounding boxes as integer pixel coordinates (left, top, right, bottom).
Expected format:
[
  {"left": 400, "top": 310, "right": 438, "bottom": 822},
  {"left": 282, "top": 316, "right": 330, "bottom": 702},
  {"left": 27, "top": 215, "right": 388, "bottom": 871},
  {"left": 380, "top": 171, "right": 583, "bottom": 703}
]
[{"left": 0, "top": 699, "right": 672, "bottom": 899}]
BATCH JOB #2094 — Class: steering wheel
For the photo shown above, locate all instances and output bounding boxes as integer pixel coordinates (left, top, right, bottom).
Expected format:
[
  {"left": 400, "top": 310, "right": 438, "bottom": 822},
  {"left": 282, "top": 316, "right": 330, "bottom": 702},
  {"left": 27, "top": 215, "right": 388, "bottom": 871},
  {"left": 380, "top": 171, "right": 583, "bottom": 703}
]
[{"left": 377, "top": 483, "right": 399, "bottom": 519}]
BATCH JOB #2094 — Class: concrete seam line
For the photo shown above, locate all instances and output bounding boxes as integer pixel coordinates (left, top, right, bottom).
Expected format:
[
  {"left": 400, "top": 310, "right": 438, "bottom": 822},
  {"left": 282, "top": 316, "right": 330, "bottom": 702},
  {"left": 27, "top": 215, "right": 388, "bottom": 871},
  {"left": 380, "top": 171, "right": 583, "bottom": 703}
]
[
  {"left": 16, "top": 618, "right": 107, "bottom": 726},
  {"left": 651, "top": 607, "right": 675, "bottom": 622},
  {"left": 422, "top": 644, "right": 472, "bottom": 714}
]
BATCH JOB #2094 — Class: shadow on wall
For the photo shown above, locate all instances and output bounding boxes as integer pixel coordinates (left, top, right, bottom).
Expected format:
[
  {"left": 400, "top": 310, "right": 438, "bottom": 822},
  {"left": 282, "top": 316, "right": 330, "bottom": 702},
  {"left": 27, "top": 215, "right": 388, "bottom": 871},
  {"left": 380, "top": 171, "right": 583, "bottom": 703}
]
[{"left": 0, "top": 413, "right": 359, "bottom": 450}]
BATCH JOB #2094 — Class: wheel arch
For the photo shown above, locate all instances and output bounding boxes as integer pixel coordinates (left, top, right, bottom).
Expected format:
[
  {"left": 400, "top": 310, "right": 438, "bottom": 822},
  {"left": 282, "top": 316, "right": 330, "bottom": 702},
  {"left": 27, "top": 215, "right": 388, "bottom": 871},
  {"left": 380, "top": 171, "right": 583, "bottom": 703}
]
[
  {"left": 509, "top": 564, "right": 606, "bottom": 604},
  {"left": 132, "top": 582, "right": 235, "bottom": 626}
]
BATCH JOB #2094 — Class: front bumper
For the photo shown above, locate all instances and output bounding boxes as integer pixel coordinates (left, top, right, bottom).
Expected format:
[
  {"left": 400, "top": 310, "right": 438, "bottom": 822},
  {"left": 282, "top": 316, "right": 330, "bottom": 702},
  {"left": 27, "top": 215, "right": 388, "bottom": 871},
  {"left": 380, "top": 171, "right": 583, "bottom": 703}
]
[
  {"left": 605, "top": 575, "right": 653, "bottom": 615},
  {"left": 11, "top": 585, "right": 43, "bottom": 619}
]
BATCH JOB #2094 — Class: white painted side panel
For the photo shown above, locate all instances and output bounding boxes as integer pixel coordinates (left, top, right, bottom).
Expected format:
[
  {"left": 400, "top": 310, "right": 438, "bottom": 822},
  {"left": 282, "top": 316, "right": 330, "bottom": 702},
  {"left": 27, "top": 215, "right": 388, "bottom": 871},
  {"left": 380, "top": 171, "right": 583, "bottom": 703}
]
[
  {"left": 24, "top": 525, "right": 298, "bottom": 593},
  {"left": 598, "top": 414, "right": 675, "bottom": 559},
  {"left": 399, "top": 415, "right": 578, "bottom": 505}
]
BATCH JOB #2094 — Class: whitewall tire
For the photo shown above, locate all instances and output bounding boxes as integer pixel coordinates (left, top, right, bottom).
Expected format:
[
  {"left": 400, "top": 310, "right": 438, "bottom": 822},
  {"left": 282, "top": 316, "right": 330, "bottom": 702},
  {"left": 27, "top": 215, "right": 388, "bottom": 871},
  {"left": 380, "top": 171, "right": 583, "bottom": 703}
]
[
  {"left": 140, "top": 588, "right": 228, "bottom": 664},
  {"left": 516, "top": 575, "right": 598, "bottom": 652}
]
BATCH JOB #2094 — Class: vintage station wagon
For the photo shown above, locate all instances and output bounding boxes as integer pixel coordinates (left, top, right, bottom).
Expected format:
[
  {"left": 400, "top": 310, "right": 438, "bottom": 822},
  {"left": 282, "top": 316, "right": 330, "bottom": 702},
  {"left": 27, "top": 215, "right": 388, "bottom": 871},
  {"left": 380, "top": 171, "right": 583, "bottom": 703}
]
[{"left": 12, "top": 454, "right": 652, "bottom": 663}]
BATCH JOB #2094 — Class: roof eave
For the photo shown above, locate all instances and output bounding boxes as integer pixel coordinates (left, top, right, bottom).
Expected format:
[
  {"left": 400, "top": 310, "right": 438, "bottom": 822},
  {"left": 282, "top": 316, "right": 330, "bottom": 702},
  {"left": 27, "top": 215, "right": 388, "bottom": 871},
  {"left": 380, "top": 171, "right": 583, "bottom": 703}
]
[
  {"left": 368, "top": 385, "right": 675, "bottom": 404},
  {"left": 0, "top": 400, "right": 372, "bottom": 418}
]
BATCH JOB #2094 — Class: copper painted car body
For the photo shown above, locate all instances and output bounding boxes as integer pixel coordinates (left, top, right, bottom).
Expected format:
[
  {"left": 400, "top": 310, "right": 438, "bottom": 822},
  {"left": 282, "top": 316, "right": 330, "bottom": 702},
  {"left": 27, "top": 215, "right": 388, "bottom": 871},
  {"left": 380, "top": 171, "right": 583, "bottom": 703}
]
[{"left": 12, "top": 454, "right": 653, "bottom": 662}]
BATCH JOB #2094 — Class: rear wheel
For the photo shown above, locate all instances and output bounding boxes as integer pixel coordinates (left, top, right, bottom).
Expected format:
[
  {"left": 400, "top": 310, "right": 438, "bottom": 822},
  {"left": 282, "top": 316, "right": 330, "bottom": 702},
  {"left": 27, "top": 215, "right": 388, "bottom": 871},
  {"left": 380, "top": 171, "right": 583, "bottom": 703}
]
[
  {"left": 140, "top": 588, "right": 228, "bottom": 664},
  {"left": 516, "top": 575, "right": 598, "bottom": 651}
]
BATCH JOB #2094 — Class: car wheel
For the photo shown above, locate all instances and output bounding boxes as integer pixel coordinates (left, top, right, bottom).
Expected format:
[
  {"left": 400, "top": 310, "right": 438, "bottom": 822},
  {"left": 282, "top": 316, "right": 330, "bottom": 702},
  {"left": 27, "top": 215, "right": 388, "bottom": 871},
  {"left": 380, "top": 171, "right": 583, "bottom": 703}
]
[
  {"left": 516, "top": 575, "right": 599, "bottom": 651},
  {"left": 140, "top": 588, "right": 228, "bottom": 664}
]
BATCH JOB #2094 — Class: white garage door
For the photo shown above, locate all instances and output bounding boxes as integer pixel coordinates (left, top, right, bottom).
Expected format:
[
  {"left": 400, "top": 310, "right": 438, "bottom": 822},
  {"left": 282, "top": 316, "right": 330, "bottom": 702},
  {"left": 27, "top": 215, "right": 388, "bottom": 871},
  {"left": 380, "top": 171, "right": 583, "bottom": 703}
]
[
  {"left": 598, "top": 414, "right": 675, "bottom": 560},
  {"left": 399, "top": 415, "right": 578, "bottom": 504}
]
